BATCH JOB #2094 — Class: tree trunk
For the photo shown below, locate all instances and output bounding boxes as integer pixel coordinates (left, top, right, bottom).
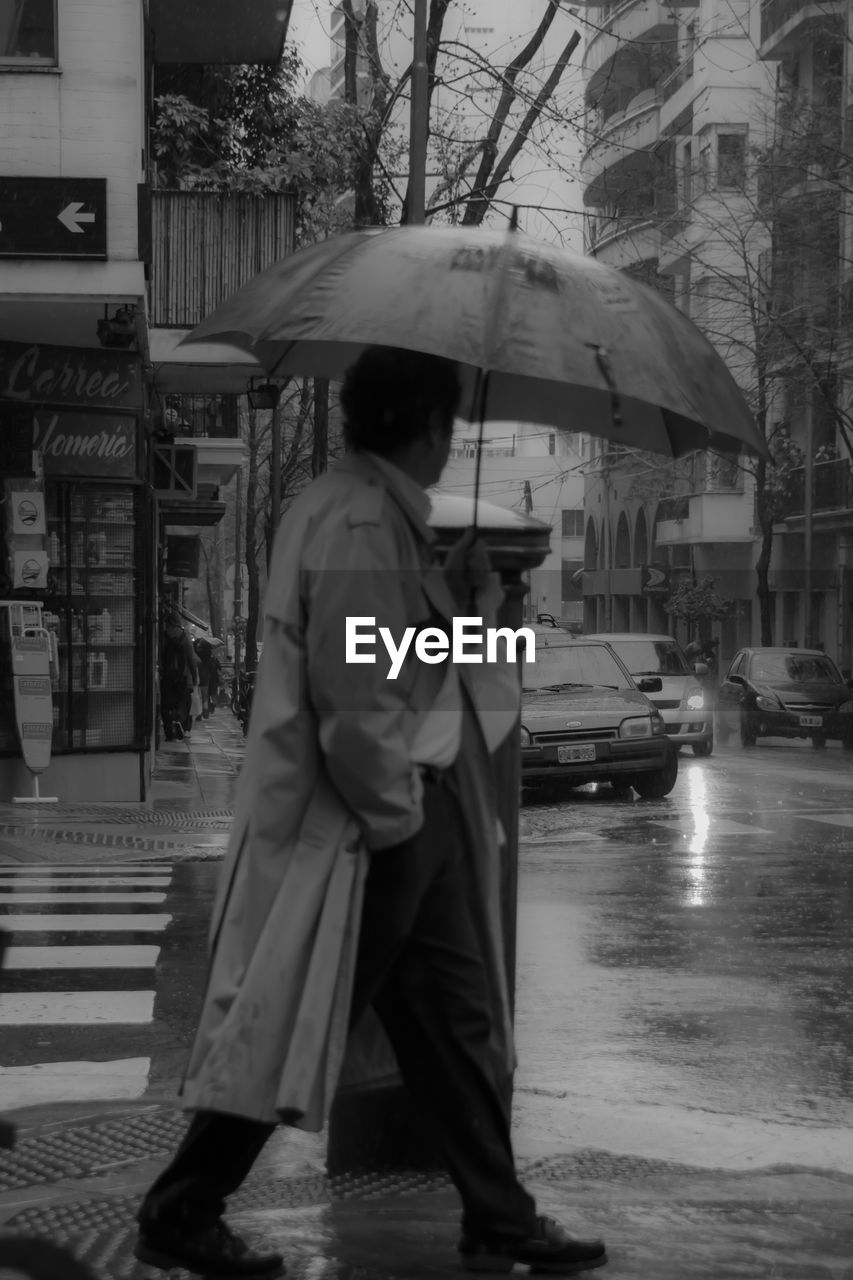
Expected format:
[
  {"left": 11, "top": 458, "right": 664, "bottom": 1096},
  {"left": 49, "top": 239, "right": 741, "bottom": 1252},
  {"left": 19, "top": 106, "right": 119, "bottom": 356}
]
[
  {"left": 244, "top": 409, "right": 260, "bottom": 670},
  {"left": 754, "top": 459, "right": 774, "bottom": 645}
]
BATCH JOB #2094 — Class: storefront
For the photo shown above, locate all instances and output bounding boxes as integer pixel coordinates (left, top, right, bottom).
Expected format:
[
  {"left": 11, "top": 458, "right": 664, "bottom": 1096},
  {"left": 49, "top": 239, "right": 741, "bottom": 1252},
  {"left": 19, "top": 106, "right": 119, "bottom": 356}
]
[{"left": 0, "top": 339, "right": 153, "bottom": 802}]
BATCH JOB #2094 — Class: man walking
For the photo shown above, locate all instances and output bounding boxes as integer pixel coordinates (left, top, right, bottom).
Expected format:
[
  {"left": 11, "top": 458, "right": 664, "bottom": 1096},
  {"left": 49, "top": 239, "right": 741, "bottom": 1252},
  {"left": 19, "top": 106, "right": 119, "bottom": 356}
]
[{"left": 134, "top": 347, "right": 607, "bottom": 1277}]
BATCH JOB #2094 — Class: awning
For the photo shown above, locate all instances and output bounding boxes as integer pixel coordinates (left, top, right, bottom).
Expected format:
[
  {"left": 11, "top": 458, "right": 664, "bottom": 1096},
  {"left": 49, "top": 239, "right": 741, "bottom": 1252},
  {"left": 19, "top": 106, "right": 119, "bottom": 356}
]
[
  {"left": 150, "top": 329, "right": 264, "bottom": 395},
  {"left": 150, "top": 0, "right": 292, "bottom": 65}
]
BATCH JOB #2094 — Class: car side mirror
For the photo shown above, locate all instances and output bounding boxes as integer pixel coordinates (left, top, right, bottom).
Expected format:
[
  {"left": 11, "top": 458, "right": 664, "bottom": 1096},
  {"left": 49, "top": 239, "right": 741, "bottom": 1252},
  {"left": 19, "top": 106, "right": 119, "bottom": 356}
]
[
  {"left": 637, "top": 676, "right": 663, "bottom": 693},
  {"left": 693, "top": 661, "right": 709, "bottom": 676},
  {"left": 728, "top": 673, "right": 744, "bottom": 686}
]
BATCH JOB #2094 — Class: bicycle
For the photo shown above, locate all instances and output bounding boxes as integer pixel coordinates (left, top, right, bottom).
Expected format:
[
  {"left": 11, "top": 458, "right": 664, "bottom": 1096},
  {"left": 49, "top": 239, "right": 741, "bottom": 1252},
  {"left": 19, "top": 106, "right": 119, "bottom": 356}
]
[
  {"left": 230, "top": 669, "right": 256, "bottom": 736},
  {"left": 0, "top": 933, "right": 99, "bottom": 1279}
]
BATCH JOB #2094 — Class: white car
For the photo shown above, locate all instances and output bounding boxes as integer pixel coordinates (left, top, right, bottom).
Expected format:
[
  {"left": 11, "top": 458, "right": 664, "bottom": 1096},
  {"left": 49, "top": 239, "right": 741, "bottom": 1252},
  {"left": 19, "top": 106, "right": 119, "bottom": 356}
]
[{"left": 585, "top": 632, "right": 713, "bottom": 757}]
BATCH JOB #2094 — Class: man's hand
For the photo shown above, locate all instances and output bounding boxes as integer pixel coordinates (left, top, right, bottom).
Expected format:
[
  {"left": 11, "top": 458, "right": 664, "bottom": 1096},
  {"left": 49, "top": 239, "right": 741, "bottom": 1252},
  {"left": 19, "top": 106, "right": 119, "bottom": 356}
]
[{"left": 444, "top": 527, "right": 493, "bottom": 608}]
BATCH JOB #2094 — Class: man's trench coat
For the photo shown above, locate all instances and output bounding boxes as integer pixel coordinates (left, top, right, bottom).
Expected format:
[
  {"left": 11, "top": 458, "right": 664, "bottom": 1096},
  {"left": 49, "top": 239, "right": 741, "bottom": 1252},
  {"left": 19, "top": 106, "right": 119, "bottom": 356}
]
[{"left": 180, "top": 452, "right": 521, "bottom": 1131}]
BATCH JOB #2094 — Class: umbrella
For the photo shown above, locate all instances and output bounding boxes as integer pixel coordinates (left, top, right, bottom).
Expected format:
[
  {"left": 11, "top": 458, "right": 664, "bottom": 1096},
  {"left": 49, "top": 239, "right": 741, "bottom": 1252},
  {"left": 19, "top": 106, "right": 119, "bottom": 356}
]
[{"left": 182, "top": 222, "right": 768, "bottom": 467}]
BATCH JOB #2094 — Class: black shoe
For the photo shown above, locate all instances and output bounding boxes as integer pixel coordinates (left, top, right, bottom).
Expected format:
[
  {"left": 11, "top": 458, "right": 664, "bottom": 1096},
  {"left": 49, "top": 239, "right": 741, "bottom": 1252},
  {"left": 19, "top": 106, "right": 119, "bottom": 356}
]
[
  {"left": 459, "top": 1215, "right": 607, "bottom": 1273},
  {"left": 134, "top": 1217, "right": 285, "bottom": 1277}
]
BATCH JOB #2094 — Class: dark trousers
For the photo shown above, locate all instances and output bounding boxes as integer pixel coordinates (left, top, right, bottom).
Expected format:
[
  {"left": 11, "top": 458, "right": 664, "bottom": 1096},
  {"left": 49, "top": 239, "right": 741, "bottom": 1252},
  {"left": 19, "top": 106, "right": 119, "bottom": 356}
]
[{"left": 139, "top": 778, "right": 536, "bottom": 1239}]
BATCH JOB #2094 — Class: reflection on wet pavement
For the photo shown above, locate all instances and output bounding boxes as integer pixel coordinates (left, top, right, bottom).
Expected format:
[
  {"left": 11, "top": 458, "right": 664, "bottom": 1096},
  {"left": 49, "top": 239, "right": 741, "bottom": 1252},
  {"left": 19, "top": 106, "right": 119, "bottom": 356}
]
[{"left": 516, "top": 739, "right": 853, "bottom": 1167}]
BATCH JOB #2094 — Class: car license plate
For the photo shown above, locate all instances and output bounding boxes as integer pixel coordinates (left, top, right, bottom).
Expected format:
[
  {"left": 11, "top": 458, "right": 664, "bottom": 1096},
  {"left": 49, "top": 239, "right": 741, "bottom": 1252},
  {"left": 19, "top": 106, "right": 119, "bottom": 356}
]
[
  {"left": 557, "top": 744, "right": 596, "bottom": 763},
  {"left": 799, "top": 715, "right": 823, "bottom": 728}
]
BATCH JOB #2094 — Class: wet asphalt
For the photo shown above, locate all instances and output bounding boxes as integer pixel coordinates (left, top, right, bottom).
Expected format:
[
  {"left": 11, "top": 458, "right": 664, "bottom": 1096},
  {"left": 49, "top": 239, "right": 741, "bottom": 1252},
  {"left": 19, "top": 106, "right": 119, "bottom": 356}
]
[
  {"left": 1, "top": 725, "right": 851, "bottom": 1169},
  {"left": 1, "top": 720, "right": 853, "bottom": 1279}
]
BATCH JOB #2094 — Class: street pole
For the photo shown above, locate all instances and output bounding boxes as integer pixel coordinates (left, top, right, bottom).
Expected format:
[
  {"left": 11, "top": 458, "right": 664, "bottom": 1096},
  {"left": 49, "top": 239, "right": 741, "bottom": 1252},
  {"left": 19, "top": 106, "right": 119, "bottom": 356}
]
[
  {"left": 234, "top": 468, "right": 243, "bottom": 677},
  {"left": 408, "top": 0, "right": 428, "bottom": 225},
  {"left": 803, "top": 391, "right": 813, "bottom": 648}
]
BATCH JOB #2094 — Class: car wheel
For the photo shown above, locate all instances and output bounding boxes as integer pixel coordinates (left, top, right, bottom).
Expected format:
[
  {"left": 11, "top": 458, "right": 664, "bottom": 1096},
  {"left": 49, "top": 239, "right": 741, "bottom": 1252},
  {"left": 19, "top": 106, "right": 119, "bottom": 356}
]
[
  {"left": 842, "top": 731, "right": 853, "bottom": 751},
  {"left": 633, "top": 751, "right": 678, "bottom": 800},
  {"left": 811, "top": 732, "right": 827, "bottom": 749},
  {"left": 740, "top": 711, "right": 757, "bottom": 747},
  {"left": 692, "top": 738, "right": 713, "bottom": 758}
]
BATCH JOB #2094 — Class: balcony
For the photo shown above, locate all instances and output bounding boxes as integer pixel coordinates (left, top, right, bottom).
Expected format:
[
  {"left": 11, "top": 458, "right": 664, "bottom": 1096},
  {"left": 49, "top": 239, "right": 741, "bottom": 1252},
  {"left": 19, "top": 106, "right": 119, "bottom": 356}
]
[
  {"left": 589, "top": 216, "right": 661, "bottom": 271},
  {"left": 582, "top": 96, "right": 661, "bottom": 205},
  {"left": 655, "top": 491, "right": 755, "bottom": 545},
  {"left": 148, "top": 190, "right": 296, "bottom": 396},
  {"left": 759, "top": 0, "right": 845, "bottom": 58},
  {"left": 583, "top": 3, "right": 680, "bottom": 84},
  {"left": 150, "top": 0, "right": 292, "bottom": 64},
  {"left": 149, "top": 190, "right": 296, "bottom": 329},
  {"left": 776, "top": 459, "right": 853, "bottom": 522}
]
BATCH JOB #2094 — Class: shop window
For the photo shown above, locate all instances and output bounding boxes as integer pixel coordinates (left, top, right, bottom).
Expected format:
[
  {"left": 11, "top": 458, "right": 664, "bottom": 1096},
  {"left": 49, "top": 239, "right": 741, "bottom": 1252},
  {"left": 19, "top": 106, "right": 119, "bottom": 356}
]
[
  {"left": 717, "top": 133, "right": 746, "bottom": 190},
  {"left": 0, "top": 0, "right": 56, "bottom": 63}
]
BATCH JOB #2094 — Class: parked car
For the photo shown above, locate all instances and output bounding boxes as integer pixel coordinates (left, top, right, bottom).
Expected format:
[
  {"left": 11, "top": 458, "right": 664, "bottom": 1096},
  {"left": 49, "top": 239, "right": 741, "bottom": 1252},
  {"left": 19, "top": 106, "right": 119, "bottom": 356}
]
[
  {"left": 520, "top": 629, "right": 678, "bottom": 798},
  {"left": 717, "top": 647, "right": 853, "bottom": 748},
  {"left": 586, "top": 632, "right": 713, "bottom": 757}
]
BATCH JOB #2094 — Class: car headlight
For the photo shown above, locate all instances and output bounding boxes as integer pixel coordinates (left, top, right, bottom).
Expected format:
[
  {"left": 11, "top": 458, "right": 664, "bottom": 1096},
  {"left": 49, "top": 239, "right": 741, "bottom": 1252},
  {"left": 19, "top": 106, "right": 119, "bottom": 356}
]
[
  {"left": 755, "top": 695, "right": 781, "bottom": 712},
  {"left": 620, "top": 716, "right": 652, "bottom": 738},
  {"left": 686, "top": 692, "right": 704, "bottom": 711},
  {"left": 520, "top": 725, "right": 532, "bottom": 746}
]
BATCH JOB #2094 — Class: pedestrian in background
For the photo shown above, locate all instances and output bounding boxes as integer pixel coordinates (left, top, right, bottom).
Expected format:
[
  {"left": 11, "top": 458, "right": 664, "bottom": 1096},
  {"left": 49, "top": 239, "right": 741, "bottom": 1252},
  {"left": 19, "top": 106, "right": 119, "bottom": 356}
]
[
  {"left": 160, "top": 611, "right": 199, "bottom": 742},
  {"left": 134, "top": 347, "right": 607, "bottom": 1278},
  {"left": 193, "top": 638, "right": 214, "bottom": 720}
]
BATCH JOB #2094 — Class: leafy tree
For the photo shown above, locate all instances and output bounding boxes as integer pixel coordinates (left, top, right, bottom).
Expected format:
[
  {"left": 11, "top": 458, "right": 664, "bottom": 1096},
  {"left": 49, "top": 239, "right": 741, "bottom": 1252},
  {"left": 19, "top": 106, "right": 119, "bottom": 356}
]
[{"left": 665, "top": 577, "right": 735, "bottom": 633}]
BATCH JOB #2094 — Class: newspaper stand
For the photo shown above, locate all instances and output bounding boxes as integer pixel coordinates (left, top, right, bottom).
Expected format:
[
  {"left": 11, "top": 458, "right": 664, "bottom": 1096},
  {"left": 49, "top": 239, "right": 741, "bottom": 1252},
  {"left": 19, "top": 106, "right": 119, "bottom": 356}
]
[{"left": 0, "top": 601, "right": 58, "bottom": 802}]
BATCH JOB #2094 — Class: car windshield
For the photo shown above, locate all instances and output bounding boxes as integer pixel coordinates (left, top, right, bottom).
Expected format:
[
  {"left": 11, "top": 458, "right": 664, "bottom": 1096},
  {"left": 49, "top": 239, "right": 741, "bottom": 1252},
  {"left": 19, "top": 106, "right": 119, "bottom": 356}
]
[
  {"left": 607, "top": 638, "right": 690, "bottom": 677},
  {"left": 522, "top": 644, "right": 634, "bottom": 692},
  {"left": 749, "top": 653, "right": 842, "bottom": 684}
]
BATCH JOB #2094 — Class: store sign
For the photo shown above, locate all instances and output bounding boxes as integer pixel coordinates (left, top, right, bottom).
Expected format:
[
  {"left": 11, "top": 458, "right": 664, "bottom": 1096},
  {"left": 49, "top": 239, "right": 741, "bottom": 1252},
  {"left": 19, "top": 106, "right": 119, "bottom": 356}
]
[
  {"left": 0, "top": 340, "right": 142, "bottom": 410},
  {"left": 33, "top": 410, "right": 138, "bottom": 478},
  {"left": 0, "top": 177, "right": 107, "bottom": 259},
  {"left": 11, "top": 636, "right": 54, "bottom": 774},
  {"left": 641, "top": 563, "right": 671, "bottom": 597}
]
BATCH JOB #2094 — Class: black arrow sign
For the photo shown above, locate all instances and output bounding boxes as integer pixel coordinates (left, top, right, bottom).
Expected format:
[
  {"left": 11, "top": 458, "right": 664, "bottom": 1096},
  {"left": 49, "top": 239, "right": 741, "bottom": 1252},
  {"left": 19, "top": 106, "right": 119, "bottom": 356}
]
[{"left": 0, "top": 177, "right": 107, "bottom": 259}]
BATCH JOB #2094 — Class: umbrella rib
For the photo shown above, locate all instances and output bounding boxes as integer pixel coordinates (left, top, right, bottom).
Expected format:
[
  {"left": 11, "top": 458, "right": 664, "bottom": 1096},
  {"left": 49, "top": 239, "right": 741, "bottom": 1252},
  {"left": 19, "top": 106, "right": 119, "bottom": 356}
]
[{"left": 472, "top": 216, "right": 520, "bottom": 527}]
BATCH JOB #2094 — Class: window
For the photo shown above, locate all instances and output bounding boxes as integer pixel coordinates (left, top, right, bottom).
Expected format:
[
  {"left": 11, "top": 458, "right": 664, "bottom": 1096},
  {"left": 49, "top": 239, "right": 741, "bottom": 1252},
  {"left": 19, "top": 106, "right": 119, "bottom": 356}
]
[
  {"left": 561, "top": 510, "right": 584, "bottom": 538},
  {"left": 717, "top": 133, "right": 746, "bottom": 189},
  {"left": 0, "top": 0, "right": 55, "bottom": 62}
]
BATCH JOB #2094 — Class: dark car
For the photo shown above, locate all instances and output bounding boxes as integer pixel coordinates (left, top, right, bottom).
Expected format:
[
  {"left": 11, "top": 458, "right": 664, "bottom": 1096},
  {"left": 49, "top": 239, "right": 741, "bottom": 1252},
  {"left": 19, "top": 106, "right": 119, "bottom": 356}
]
[
  {"left": 521, "top": 632, "right": 678, "bottom": 798},
  {"left": 718, "top": 647, "right": 853, "bottom": 748}
]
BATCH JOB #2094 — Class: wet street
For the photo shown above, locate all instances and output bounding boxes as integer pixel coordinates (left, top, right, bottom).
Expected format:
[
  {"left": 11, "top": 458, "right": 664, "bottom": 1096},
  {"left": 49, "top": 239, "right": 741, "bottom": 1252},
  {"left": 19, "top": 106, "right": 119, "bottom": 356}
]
[{"left": 1, "top": 734, "right": 852, "bottom": 1175}]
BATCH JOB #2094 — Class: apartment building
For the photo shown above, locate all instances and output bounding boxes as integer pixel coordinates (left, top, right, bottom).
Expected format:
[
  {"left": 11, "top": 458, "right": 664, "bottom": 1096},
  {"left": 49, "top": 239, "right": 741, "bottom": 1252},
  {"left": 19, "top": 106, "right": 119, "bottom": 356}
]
[
  {"left": 576, "top": 0, "right": 853, "bottom": 665},
  {"left": 0, "top": 0, "right": 293, "bottom": 800}
]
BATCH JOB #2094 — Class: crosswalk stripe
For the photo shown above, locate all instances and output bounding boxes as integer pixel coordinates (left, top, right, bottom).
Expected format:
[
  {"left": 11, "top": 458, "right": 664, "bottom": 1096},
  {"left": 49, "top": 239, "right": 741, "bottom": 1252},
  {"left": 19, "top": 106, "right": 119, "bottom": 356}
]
[
  {"left": 0, "top": 892, "right": 166, "bottom": 904},
  {"left": 0, "top": 991, "right": 155, "bottom": 1024},
  {"left": 3, "top": 913, "right": 172, "bottom": 932},
  {"left": 3, "top": 945, "right": 159, "bottom": 969},
  {"left": 0, "top": 876, "right": 171, "bottom": 888},
  {"left": 0, "top": 864, "right": 172, "bottom": 874},
  {"left": 0, "top": 1058, "right": 151, "bottom": 1107}
]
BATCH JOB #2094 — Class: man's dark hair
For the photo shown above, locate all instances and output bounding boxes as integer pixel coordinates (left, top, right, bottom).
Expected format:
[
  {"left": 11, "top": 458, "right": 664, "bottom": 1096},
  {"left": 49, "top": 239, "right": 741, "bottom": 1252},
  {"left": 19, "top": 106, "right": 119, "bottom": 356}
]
[{"left": 340, "top": 346, "right": 462, "bottom": 455}]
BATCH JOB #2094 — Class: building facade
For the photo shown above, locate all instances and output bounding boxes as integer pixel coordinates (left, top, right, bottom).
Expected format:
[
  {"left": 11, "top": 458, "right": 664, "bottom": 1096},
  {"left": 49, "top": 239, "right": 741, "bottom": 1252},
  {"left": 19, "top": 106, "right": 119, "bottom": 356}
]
[
  {"left": 0, "top": 0, "right": 293, "bottom": 800},
  {"left": 440, "top": 423, "right": 588, "bottom": 625},
  {"left": 577, "top": 0, "right": 853, "bottom": 666}
]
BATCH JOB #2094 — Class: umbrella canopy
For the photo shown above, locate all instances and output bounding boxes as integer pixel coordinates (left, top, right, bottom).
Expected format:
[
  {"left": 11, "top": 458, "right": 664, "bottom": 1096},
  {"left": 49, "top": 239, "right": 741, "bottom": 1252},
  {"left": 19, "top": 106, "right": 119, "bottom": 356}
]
[{"left": 181, "top": 224, "right": 768, "bottom": 461}]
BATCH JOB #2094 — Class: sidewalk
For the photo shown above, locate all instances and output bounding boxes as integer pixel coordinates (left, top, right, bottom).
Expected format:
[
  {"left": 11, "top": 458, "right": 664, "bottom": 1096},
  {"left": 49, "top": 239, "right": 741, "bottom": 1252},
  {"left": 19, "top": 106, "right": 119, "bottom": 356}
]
[{"left": 1, "top": 715, "right": 852, "bottom": 1278}]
